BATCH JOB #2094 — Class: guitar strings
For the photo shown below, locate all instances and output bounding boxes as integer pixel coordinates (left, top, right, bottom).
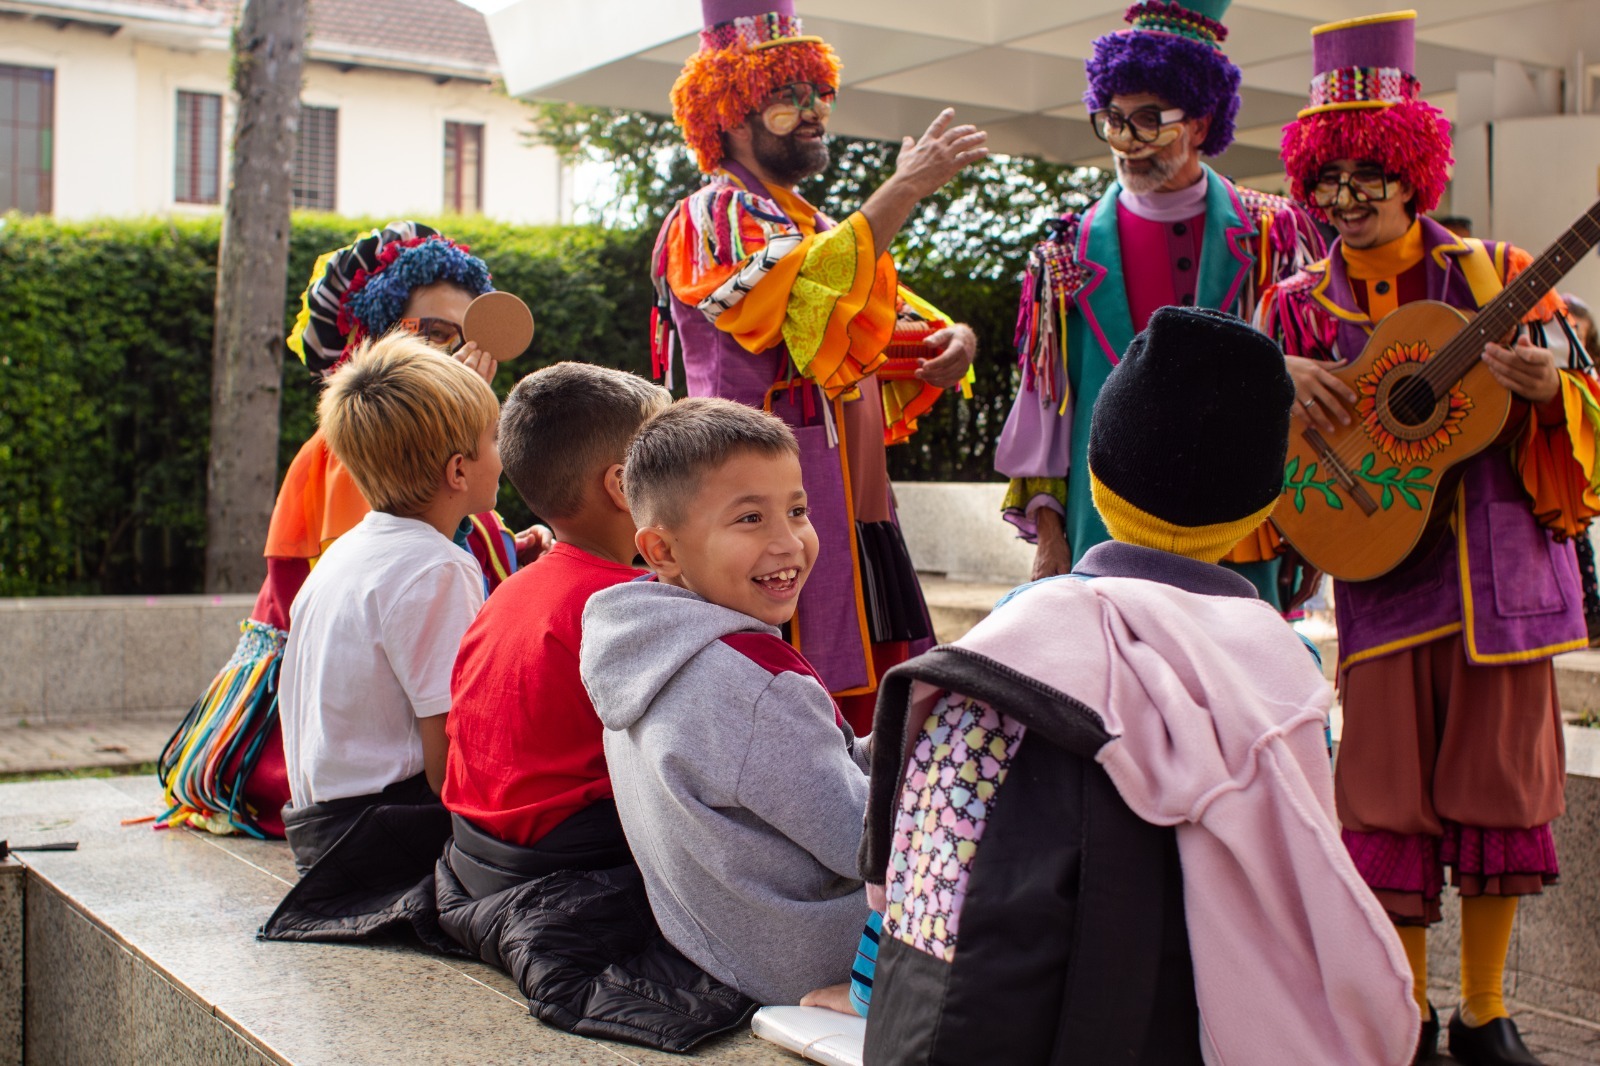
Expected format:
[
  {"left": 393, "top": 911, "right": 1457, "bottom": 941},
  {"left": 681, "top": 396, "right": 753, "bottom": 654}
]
[{"left": 1307, "top": 209, "right": 1600, "bottom": 479}]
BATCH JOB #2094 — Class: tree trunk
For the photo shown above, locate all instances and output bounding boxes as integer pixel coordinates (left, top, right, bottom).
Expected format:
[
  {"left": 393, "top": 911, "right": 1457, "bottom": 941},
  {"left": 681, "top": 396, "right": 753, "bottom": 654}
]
[{"left": 204, "top": 0, "right": 306, "bottom": 592}]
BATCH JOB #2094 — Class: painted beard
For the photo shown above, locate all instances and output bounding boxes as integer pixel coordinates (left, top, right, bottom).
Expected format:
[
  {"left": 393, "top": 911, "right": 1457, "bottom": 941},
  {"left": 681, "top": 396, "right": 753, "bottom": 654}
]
[
  {"left": 1113, "top": 129, "right": 1192, "bottom": 196},
  {"left": 750, "top": 121, "right": 829, "bottom": 186}
]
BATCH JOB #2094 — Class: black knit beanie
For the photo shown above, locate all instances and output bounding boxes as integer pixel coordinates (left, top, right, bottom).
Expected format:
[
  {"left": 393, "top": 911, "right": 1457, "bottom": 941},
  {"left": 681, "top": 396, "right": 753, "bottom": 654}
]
[{"left": 1088, "top": 306, "right": 1294, "bottom": 562}]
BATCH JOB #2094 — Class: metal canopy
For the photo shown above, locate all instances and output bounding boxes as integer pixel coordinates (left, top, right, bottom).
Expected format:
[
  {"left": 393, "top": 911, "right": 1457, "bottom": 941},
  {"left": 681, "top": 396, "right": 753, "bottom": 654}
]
[{"left": 487, "top": 0, "right": 1599, "bottom": 187}]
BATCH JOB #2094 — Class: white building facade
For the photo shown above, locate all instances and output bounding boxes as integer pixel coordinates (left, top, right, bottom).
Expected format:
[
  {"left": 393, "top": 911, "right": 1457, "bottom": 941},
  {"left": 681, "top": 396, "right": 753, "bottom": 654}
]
[{"left": 0, "top": 0, "right": 569, "bottom": 224}]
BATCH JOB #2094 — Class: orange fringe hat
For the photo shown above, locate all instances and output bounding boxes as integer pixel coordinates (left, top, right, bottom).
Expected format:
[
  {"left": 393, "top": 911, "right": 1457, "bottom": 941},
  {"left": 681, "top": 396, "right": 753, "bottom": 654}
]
[{"left": 672, "top": 0, "right": 841, "bottom": 173}]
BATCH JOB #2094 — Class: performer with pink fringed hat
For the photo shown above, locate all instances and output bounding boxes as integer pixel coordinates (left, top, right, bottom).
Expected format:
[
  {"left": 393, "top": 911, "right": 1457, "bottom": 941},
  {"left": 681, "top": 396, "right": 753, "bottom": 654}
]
[
  {"left": 1257, "top": 12, "right": 1598, "bottom": 1064},
  {"left": 649, "top": 0, "right": 988, "bottom": 735}
]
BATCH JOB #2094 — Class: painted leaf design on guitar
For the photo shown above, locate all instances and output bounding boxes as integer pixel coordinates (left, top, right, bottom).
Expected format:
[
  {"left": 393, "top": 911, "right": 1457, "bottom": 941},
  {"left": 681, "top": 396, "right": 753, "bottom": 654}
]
[
  {"left": 1355, "top": 455, "right": 1435, "bottom": 511},
  {"left": 1284, "top": 457, "right": 1342, "bottom": 513},
  {"left": 1354, "top": 341, "right": 1475, "bottom": 464}
]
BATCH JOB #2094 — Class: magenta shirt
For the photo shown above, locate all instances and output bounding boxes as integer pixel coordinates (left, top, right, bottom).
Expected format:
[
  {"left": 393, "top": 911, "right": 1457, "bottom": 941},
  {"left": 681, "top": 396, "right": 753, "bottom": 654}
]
[{"left": 1116, "top": 202, "right": 1205, "bottom": 331}]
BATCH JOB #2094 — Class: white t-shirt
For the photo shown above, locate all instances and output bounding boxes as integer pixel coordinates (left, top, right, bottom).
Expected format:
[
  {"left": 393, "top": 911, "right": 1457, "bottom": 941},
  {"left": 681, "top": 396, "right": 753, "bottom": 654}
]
[{"left": 280, "top": 511, "right": 485, "bottom": 807}]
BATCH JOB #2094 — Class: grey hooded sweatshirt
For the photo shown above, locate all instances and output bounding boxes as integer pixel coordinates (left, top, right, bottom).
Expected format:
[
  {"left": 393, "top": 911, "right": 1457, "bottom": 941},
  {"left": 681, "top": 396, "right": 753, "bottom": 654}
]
[{"left": 580, "top": 579, "right": 870, "bottom": 1005}]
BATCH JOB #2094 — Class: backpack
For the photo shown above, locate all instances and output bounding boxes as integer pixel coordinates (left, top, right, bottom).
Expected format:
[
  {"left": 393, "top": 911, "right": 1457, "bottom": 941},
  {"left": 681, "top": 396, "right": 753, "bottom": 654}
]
[{"left": 857, "top": 646, "right": 1203, "bottom": 1065}]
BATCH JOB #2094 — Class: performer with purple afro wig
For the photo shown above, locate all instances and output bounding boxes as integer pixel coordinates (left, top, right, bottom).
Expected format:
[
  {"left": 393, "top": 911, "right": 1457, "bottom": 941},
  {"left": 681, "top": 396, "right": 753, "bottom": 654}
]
[
  {"left": 996, "top": 0, "right": 1325, "bottom": 607},
  {"left": 1083, "top": 0, "right": 1241, "bottom": 157}
]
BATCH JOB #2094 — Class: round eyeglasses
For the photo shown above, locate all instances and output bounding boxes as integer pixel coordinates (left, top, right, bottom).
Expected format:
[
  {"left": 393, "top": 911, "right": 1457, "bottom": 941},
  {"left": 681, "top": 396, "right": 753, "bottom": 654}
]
[{"left": 760, "top": 82, "right": 837, "bottom": 136}]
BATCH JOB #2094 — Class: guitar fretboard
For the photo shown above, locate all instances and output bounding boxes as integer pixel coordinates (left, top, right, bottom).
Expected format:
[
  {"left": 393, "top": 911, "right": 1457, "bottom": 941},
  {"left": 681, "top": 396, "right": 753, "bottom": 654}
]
[{"left": 1419, "top": 199, "right": 1600, "bottom": 391}]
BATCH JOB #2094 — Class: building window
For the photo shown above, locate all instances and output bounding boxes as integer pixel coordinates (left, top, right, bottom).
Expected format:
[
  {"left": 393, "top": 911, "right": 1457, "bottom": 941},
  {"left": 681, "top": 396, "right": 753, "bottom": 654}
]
[
  {"left": 292, "top": 105, "right": 338, "bottom": 211},
  {"left": 174, "top": 91, "right": 222, "bottom": 205},
  {"left": 1, "top": 64, "right": 54, "bottom": 215},
  {"left": 443, "top": 121, "right": 483, "bottom": 214}
]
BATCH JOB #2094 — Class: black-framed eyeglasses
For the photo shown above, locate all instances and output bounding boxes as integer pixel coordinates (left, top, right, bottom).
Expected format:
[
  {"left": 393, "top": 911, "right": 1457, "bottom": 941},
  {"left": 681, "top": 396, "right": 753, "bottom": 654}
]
[
  {"left": 1310, "top": 167, "right": 1397, "bottom": 208},
  {"left": 398, "top": 316, "right": 464, "bottom": 353},
  {"left": 1089, "top": 105, "right": 1186, "bottom": 145}
]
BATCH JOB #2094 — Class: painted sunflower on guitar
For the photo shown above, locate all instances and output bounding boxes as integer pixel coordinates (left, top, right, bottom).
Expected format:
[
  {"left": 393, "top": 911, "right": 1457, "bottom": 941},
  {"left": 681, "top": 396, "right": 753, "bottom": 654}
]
[{"left": 1355, "top": 340, "right": 1474, "bottom": 465}]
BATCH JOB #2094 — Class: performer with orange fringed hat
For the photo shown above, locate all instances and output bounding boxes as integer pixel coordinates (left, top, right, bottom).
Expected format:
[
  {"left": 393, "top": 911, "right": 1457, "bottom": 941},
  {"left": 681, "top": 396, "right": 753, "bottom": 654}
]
[
  {"left": 1257, "top": 13, "right": 1600, "bottom": 1064},
  {"left": 994, "top": 0, "right": 1325, "bottom": 608},
  {"left": 650, "top": 0, "right": 988, "bottom": 733}
]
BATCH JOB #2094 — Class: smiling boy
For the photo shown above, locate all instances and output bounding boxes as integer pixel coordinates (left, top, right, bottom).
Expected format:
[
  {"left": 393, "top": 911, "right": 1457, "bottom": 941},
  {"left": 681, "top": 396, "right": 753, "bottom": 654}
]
[{"left": 579, "top": 397, "right": 873, "bottom": 1006}]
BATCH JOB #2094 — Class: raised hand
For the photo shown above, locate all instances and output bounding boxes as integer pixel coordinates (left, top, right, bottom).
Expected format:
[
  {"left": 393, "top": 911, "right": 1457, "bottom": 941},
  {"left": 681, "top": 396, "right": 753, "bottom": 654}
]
[
  {"left": 861, "top": 109, "right": 988, "bottom": 255},
  {"left": 892, "top": 109, "right": 989, "bottom": 201}
]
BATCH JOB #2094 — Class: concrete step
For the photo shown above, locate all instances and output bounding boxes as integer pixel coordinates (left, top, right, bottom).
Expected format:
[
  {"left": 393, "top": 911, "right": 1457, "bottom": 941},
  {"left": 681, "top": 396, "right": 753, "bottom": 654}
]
[{"left": 1, "top": 776, "right": 793, "bottom": 1066}]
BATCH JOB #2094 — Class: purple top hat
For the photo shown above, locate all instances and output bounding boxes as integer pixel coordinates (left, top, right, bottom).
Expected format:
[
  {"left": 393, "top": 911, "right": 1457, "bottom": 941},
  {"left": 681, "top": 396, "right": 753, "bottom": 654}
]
[
  {"left": 1301, "top": 10, "right": 1420, "bottom": 116},
  {"left": 698, "top": 0, "right": 818, "bottom": 51},
  {"left": 703, "top": 0, "right": 794, "bottom": 22}
]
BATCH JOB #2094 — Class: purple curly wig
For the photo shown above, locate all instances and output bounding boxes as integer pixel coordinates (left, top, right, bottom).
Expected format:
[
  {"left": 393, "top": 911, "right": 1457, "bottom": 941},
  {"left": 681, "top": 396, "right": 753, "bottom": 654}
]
[{"left": 1084, "top": 31, "right": 1241, "bottom": 157}]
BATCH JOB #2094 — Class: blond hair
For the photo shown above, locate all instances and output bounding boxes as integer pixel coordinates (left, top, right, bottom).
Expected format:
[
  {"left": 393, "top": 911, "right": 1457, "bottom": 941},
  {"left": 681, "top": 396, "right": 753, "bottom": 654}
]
[
  {"left": 499, "top": 362, "right": 670, "bottom": 521},
  {"left": 319, "top": 332, "right": 500, "bottom": 517},
  {"left": 623, "top": 397, "right": 798, "bottom": 529}
]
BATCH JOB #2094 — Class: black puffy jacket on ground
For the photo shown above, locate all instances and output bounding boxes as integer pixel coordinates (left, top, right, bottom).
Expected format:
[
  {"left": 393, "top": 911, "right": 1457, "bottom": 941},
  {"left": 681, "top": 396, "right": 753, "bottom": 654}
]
[{"left": 260, "top": 801, "right": 754, "bottom": 1053}]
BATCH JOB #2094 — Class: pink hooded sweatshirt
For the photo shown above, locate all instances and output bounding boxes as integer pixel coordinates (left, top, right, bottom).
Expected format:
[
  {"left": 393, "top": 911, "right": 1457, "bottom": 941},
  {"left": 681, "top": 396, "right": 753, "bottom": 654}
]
[{"left": 957, "top": 572, "right": 1418, "bottom": 1066}]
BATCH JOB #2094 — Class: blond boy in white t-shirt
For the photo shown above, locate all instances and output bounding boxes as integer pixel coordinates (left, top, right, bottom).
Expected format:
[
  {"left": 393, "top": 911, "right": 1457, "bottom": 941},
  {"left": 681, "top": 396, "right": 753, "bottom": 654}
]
[{"left": 278, "top": 332, "right": 502, "bottom": 873}]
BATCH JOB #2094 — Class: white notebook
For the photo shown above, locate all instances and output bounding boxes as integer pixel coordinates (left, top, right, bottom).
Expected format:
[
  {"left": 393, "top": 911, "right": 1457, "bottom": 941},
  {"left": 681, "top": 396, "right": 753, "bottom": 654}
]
[{"left": 750, "top": 1006, "right": 867, "bottom": 1066}]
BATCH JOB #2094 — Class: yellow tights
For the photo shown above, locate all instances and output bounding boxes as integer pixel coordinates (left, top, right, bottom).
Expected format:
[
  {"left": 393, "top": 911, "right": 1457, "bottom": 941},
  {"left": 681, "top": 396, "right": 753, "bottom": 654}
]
[
  {"left": 1459, "top": 895, "right": 1517, "bottom": 1026},
  {"left": 1394, "top": 898, "right": 1518, "bottom": 1026},
  {"left": 1395, "top": 925, "right": 1429, "bottom": 1018}
]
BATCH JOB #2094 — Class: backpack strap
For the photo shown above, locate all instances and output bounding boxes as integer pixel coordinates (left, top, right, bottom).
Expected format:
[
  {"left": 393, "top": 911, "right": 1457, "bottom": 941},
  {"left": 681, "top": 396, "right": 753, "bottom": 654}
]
[{"left": 859, "top": 646, "right": 1112, "bottom": 883}]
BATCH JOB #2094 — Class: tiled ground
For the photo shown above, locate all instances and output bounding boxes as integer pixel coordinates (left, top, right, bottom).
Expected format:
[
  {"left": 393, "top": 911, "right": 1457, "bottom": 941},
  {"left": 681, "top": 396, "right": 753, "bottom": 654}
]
[{"left": 0, "top": 714, "right": 180, "bottom": 776}]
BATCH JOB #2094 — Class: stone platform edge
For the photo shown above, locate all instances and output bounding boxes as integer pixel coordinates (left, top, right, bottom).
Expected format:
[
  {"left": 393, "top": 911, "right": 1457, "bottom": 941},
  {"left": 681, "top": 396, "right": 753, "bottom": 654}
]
[{"left": 1, "top": 775, "right": 793, "bottom": 1066}]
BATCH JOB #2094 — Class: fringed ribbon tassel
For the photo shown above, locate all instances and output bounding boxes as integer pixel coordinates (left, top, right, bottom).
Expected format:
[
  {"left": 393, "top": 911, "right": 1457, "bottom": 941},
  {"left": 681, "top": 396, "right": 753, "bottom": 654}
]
[{"left": 156, "top": 619, "right": 286, "bottom": 838}]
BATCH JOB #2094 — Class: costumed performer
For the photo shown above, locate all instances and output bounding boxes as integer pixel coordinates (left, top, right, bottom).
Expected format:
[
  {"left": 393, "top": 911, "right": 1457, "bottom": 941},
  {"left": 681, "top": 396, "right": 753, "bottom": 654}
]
[
  {"left": 652, "top": 0, "right": 988, "bottom": 732},
  {"left": 859, "top": 307, "right": 1417, "bottom": 1066},
  {"left": 159, "top": 222, "right": 543, "bottom": 839},
  {"left": 994, "top": 0, "right": 1325, "bottom": 604},
  {"left": 1255, "top": 13, "right": 1599, "bottom": 1064}
]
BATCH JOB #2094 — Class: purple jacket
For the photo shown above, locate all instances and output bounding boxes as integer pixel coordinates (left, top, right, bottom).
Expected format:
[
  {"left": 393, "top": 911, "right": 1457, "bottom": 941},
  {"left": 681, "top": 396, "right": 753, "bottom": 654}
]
[{"left": 1271, "top": 217, "right": 1586, "bottom": 667}]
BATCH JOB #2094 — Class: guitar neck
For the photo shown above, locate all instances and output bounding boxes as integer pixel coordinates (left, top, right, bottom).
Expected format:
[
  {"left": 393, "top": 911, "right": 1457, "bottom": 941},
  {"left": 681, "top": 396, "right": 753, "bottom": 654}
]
[{"left": 1429, "top": 199, "right": 1600, "bottom": 385}]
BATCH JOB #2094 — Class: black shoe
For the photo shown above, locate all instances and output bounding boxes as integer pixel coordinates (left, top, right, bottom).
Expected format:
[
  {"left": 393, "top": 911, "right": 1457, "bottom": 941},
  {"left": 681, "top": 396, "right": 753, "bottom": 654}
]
[
  {"left": 1412, "top": 1004, "right": 1439, "bottom": 1065},
  {"left": 1447, "top": 1010, "right": 1545, "bottom": 1065}
]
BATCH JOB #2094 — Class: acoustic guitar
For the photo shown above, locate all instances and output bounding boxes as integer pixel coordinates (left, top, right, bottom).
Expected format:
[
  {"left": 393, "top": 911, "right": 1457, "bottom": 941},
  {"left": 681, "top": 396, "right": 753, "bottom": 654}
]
[{"left": 1271, "top": 199, "right": 1600, "bottom": 582}]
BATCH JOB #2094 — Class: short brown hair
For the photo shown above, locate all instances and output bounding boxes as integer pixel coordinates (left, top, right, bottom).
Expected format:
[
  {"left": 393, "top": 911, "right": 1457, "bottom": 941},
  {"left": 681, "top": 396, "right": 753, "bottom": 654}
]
[
  {"left": 319, "top": 332, "right": 500, "bottom": 517},
  {"left": 498, "top": 362, "right": 670, "bottom": 521},
  {"left": 624, "top": 397, "right": 798, "bottom": 528}
]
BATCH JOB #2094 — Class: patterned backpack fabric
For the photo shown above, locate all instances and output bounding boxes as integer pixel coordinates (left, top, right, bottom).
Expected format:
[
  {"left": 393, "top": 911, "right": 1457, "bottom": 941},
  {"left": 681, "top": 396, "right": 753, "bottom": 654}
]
[{"left": 857, "top": 647, "right": 1202, "bottom": 1066}]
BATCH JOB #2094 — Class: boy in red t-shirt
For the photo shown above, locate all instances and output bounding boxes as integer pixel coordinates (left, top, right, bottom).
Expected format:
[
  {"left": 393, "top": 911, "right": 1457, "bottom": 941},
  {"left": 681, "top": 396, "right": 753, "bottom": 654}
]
[{"left": 441, "top": 362, "right": 670, "bottom": 894}]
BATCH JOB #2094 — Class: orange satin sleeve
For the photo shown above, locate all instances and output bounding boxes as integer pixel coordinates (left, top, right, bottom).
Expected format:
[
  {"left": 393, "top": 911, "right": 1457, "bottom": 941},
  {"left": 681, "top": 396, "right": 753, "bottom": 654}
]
[
  {"left": 1516, "top": 372, "right": 1600, "bottom": 538},
  {"left": 712, "top": 240, "right": 817, "bottom": 354},
  {"left": 263, "top": 430, "right": 370, "bottom": 562}
]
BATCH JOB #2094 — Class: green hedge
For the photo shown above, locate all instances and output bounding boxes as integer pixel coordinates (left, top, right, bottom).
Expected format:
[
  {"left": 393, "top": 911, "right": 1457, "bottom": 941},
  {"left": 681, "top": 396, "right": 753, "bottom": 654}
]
[{"left": 0, "top": 211, "right": 1022, "bottom": 597}]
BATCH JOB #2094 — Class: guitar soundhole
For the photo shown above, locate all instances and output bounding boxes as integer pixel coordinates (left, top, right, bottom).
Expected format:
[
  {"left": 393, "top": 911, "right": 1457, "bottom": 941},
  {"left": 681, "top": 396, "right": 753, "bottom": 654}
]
[{"left": 1389, "top": 377, "right": 1438, "bottom": 427}]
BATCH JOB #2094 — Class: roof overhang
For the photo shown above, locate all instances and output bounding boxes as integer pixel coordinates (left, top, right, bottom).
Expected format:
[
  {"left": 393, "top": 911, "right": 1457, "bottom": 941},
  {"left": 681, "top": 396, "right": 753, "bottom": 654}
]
[{"left": 487, "top": 0, "right": 1598, "bottom": 187}]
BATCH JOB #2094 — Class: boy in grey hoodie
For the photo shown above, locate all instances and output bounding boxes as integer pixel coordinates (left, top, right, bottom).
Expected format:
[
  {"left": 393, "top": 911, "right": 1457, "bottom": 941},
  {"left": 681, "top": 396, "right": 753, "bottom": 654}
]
[{"left": 580, "top": 398, "right": 872, "bottom": 1006}]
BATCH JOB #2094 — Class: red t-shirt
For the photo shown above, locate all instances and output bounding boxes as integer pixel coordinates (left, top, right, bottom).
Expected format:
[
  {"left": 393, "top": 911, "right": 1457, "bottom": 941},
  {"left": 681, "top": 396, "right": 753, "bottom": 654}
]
[{"left": 442, "top": 541, "right": 643, "bottom": 846}]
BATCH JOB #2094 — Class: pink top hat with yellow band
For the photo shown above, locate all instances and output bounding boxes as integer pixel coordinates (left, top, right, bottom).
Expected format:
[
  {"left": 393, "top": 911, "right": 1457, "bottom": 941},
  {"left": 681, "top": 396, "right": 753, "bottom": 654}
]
[
  {"left": 1281, "top": 10, "right": 1452, "bottom": 216},
  {"left": 672, "top": 0, "right": 840, "bottom": 173}
]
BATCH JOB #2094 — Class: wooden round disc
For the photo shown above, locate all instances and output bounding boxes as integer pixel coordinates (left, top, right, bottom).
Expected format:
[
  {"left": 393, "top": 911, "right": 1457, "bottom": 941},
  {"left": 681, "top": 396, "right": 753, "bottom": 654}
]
[{"left": 461, "top": 291, "right": 535, "bottom": 362}]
